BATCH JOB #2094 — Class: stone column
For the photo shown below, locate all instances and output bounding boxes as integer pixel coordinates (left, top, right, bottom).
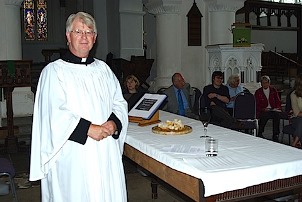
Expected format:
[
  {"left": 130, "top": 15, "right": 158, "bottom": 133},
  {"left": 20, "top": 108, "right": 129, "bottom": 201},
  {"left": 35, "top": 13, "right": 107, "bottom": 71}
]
[
  {"left": 0, "top": 0, "right": 24, "bottom": 152},
  {"left": 204, "top": 0, "right": 244, "bottom": 45},
  {"left": 0, "top": 0, "right": 24, "bottom": 126},
  {"left": 0, "top": 0, "right": 34, "bottom": 122},
  {"left": 146, "top": 0, "right": 182, "bottom": 90},
  {"left": 119, "top": 0, "right": 145, "bottom": 60},
  {"left": 0, "top": 0, "right": 23, "bottom": 60}
]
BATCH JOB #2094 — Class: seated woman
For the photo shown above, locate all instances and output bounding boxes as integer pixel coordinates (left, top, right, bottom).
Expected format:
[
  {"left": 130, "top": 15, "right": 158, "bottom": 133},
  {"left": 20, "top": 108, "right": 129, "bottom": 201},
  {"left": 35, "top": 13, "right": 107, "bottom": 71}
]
[
  {"left": 226, "top": 74, "right": 244, "bottom": 116},
  {"left": 123, "top": 74, "right": 140, "bottom": 94},
  {"left": 255, "top": 75, "right": 282, "bottom": 142},
  {"left": 290, "top": 75, "right": 302, "bottom": 147},
  {"left": 123, "top": 75, "right": 147, "bottom": 110}
]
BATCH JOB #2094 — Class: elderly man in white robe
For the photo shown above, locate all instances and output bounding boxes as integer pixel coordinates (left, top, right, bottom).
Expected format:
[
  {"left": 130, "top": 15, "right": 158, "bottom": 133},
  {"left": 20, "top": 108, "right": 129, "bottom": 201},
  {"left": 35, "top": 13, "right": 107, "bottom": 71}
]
[{"left": 29, "top": 12, "right": 129, "bottom": 202}]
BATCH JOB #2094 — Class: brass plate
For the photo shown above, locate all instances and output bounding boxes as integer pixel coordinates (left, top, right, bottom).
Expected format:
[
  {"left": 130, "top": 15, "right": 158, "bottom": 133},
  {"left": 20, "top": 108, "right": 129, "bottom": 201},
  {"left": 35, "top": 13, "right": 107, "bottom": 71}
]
[{"left": 152, "top": 125, "right": 192, "bottom": 135}]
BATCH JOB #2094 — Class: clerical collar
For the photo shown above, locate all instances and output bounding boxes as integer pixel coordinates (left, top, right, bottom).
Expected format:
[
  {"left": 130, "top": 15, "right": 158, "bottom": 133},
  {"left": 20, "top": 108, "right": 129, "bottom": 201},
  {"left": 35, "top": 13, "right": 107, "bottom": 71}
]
[{"left": 61, "top": 50, "right": 94, "bottom": 65}]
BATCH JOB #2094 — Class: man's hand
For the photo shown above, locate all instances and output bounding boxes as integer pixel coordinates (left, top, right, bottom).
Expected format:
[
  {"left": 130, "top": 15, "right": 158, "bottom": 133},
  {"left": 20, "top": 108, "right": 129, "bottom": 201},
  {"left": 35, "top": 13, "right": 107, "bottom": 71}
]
[
  {"left": 102, "top": 120, "right": 117, "bottom": 135},
  {"left": 87, "top": 121, "right": 117, "bottom": 141},
  {"left": 208, "top": 93, "right": 217, "bottom": 99},
  {"left": 208, "top": 93, "right": 229, "bottom": 104}
]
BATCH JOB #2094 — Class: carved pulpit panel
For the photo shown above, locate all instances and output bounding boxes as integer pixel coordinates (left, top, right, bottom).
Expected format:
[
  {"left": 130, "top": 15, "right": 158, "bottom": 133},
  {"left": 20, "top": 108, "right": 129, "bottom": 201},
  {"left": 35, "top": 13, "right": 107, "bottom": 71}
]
[
  {"left": 0, "top": 60, "right": 32, "bottom": 153},
  {"left": 0, "top": 60, "right": 32, "bottom": 87}
]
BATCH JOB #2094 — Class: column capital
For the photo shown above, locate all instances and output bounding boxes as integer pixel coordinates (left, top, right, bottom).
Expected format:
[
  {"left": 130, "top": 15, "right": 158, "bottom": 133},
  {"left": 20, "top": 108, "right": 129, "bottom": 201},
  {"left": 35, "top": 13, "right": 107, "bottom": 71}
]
[
  {"left": 145, "top": 0, "right": 182, "bottom": 15},
  {"left": 204, "top": 0, "right": 244, "bottom": 12},
  {"left": 4, "top": 0, "right": 23, "bottom": 6}
]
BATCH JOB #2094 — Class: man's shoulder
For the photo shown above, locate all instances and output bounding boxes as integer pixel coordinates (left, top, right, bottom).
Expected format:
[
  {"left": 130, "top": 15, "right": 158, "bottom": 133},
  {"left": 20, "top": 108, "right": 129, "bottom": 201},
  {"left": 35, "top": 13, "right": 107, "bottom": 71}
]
[
  {"left": 162, "top": 85, "right": 173, "bottom": 95},
  {"left": 164, "top": 85, "right": 174, "bottom": 91},
  {"left": 220, "top": 84, "right": 228, "bottom": 90},
  {"left": 42, "top": 60, "right": 61, "bottom": 72},
  {"left": 93, "top": 58, "right": 108, "bottom": 67},
  {"left": 203, "top": 84, "right": 213, "bottom": 89}
]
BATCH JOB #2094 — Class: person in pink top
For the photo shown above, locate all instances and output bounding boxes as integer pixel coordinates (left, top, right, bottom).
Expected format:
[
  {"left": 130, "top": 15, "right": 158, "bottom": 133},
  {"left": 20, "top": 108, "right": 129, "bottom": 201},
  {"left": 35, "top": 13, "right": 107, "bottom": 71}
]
[{"left": 254, "top": 75, "right": 282, "bottom": 142}]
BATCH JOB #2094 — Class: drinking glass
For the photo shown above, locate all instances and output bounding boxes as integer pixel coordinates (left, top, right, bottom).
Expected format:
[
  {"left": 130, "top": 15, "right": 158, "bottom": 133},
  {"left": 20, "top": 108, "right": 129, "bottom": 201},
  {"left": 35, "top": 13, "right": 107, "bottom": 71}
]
[
  {"left": 205, "top": 137, "right": 218, "bottom": 156},
  {"left": 199, "top": 107, "right": 211, "bottom": 138}
]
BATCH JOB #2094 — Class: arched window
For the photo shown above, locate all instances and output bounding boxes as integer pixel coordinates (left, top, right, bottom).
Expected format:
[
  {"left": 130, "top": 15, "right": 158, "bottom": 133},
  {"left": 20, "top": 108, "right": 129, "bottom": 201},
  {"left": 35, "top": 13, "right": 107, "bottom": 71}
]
[{"left": 23, "top": 0, "right": 47, "bottom": 41}]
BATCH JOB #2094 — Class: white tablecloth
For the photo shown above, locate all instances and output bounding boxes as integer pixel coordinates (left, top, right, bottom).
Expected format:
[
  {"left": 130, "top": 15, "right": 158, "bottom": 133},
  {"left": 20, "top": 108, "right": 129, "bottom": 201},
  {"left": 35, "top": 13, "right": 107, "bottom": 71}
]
[{"left": 125, "top": 110, "right": 302, "bottom": 197}]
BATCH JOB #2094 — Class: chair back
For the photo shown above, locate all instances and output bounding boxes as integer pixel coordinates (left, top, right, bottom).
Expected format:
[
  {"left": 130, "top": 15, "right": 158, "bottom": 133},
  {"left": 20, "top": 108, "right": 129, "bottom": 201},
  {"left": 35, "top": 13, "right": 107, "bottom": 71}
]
[
  {"left": 199, "top": 94, "right": 207, "bottom": 116},
  {"left": 157, "top": 87, "right": 167, "bottom": 94},
  {"left": 233, "top": 92, "right": 256, "bottom": 119},
  {"left": 0, "top": 158, "right": 18, "bottom": 201},
  {"left": 285, "top": 88, "right": 294, "bottom": 113},
  {"left": 191, "top": 87, "right": 202, "bottom": 115}
]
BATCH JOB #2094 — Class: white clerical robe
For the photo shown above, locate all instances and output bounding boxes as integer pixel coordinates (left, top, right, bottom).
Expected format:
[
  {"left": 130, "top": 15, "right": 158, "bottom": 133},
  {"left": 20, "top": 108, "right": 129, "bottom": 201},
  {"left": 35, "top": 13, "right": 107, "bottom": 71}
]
[{"left": 29, "top": 59, "right": 128, "bottom": 202}]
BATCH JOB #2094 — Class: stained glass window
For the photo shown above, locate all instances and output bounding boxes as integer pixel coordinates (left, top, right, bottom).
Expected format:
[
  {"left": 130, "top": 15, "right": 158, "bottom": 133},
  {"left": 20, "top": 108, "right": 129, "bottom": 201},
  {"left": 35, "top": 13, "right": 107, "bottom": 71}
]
[{"left": 23, "top": 0, "right": 47, "bottom": 41}]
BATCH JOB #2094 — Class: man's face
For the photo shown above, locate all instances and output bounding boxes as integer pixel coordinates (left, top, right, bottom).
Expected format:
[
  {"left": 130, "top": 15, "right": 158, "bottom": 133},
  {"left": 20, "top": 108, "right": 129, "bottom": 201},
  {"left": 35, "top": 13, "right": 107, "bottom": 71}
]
[
  {"left": 173, "top": 74, "right": 185, "bottom": 89},
  {"left": 261, "top": 79, "right": 270, "bottom": 89},
  {"left": 66, "top": 18, "right": 97, "bottom": 58},
  {"left": 213, "top": 75, "right": 223, "bottom": 86}
]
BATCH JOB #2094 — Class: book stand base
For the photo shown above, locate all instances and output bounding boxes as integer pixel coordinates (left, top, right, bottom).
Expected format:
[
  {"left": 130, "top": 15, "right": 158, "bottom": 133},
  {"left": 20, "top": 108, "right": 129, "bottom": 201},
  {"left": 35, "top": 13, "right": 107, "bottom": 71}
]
[{"left": 129, "top": 110, "right": 160, "bottom": 127}]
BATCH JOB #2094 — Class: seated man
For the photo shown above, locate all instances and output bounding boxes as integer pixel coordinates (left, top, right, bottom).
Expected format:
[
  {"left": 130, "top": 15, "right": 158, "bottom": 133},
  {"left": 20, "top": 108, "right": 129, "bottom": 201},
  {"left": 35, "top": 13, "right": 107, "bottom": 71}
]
[
  {"left": 163, "top": 73, "right": 198, "bottom": 119},
  {"left": 202, "top": 71, "right": 243, "bottom": 129},
  {"left": 255, "top": 75, "right": 283, "bottom": 142}
]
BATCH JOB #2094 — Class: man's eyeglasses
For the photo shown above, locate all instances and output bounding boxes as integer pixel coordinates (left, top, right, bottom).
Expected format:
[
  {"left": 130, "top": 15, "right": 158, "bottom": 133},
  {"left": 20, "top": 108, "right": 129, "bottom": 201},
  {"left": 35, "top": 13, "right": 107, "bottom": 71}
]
[
  {"left": 70, "top": 29, "right": 95, "bottom": 37},
  {"left": 215, "top": 76, "right": 223, "bottom": 80}
]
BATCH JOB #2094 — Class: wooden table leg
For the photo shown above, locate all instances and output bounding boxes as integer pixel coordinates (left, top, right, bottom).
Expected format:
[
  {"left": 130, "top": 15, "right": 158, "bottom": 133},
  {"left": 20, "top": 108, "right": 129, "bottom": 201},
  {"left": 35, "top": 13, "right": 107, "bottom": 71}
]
[{"left": 151, "top": 178, "right": 158, "bottom": 199}]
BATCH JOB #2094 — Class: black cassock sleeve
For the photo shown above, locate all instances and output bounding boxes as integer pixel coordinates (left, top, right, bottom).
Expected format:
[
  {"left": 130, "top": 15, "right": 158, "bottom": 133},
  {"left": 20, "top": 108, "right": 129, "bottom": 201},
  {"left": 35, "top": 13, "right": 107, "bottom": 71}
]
[
  {"left": 68, "top": 113, "right": 122, "bottom": 144},
  {"left": 108, "top": 113, "right": 122, "bottom": 139},
  {"left": 68, "top": 118, "right": 91, "bottom": 145}
]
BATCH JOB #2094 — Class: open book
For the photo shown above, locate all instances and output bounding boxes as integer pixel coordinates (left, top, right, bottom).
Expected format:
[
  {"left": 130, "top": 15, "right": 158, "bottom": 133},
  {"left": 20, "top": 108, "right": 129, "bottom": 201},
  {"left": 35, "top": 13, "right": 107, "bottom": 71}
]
[{"left": 128, "top": 93, "right": 167, "bottom": 119}]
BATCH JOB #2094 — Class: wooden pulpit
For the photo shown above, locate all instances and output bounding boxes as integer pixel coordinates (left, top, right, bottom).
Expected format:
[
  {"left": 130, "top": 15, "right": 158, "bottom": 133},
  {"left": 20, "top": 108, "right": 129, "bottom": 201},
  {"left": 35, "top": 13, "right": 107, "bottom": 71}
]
[{"left": 0, "top": 60, "right": 32, "bottom": 153}]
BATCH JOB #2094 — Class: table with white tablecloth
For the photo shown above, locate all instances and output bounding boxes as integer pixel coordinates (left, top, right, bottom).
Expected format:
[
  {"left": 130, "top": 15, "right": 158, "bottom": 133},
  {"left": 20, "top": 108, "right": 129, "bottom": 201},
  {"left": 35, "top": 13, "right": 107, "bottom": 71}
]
[{"left": 124, "top": 110, "right": 302, "bottom": 201}]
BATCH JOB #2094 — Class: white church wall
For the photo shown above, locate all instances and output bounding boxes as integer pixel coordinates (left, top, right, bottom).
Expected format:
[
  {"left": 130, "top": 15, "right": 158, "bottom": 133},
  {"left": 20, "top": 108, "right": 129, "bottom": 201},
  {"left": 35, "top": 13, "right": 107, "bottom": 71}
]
[
  {"left": 179, "top": 0, "right": 206, "bottom": 90},
  {"left": 94, "top": 0, "right": 110, "bottom": 61},
  {"left": 0, "top": 87, "right": 34, "bottom": 118},
  {"left": 143, "top": 8, "right": 157, "bottom": 85}
]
